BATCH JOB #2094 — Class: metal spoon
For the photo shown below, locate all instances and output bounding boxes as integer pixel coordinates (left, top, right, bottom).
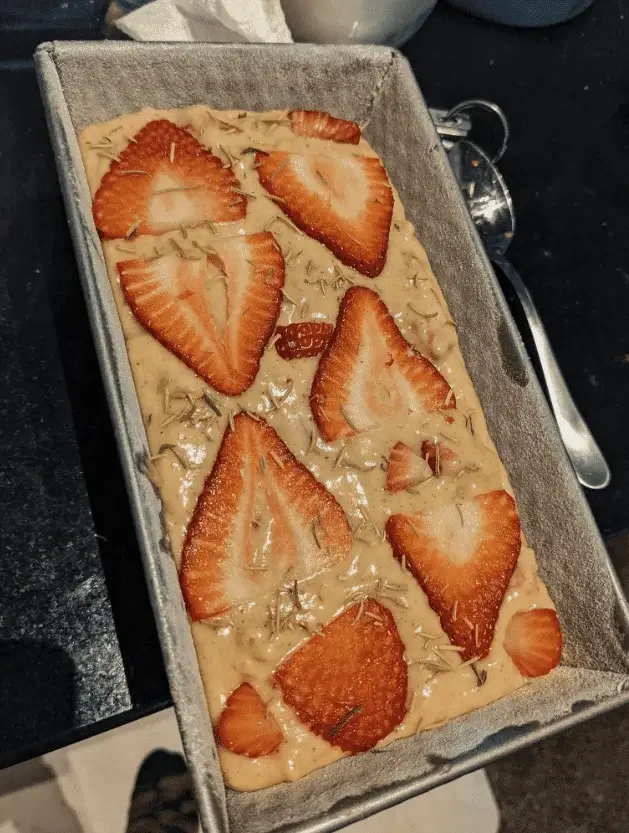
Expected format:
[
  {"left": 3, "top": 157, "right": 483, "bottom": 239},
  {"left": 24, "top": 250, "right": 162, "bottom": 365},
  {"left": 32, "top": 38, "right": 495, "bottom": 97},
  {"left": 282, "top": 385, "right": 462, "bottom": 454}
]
[{"left": 448, "top": 138, "right": 611, "bottom": 490}]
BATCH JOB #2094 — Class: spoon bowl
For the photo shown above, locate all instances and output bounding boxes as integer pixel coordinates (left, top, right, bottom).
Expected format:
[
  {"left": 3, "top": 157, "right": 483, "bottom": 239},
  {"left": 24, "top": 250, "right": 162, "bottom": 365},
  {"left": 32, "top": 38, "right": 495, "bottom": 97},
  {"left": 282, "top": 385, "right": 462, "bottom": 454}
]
[{"left": 448, "top": 138, "right": 514, "bottom": 257}]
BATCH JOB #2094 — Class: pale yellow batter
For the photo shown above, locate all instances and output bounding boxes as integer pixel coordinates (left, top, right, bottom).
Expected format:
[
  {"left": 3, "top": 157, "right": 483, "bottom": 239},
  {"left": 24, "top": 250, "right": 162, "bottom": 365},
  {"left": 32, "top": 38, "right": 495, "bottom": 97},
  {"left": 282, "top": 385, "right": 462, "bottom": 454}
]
[{"left": 79, "top": 108, "right": 555, "bottom": 791}]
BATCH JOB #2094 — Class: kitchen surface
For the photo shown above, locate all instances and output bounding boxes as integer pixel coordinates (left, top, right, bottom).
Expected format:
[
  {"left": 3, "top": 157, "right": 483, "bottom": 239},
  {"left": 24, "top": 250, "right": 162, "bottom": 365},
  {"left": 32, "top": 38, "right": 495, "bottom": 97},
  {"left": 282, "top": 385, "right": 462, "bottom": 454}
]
[{"left": 1, "top": 0, "right": 629, "bottom": 830}]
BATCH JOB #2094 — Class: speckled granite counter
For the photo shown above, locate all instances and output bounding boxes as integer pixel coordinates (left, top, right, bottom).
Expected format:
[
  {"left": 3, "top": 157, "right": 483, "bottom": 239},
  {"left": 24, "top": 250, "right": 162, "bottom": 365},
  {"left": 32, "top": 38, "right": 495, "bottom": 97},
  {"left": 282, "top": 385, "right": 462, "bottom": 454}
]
[{"left": 0, "top": 54, "right": 169, "bottom": 767}]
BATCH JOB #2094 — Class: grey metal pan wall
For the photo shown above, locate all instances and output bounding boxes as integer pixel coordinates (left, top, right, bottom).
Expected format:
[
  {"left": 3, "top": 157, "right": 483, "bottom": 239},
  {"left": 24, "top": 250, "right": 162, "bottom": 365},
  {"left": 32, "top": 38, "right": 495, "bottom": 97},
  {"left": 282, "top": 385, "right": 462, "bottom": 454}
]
[{"left": 34, "top": 41, "right": 629, "bottom": 833}]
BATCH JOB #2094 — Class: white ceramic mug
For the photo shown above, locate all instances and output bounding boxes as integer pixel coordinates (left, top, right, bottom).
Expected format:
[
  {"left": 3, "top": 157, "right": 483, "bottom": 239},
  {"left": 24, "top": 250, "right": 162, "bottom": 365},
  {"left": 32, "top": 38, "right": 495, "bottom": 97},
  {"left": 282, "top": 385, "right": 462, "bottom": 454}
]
[{"left": 280, "top": 0, "right": 438, "bottom": 45}]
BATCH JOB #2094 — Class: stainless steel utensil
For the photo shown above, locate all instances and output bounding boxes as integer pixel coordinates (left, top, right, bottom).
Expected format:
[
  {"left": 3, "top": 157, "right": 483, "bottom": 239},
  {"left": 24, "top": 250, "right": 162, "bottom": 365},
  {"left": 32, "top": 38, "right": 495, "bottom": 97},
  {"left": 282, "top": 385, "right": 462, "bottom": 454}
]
[{"left": 449, "top": 137, "right": 611, "bottom": 490}]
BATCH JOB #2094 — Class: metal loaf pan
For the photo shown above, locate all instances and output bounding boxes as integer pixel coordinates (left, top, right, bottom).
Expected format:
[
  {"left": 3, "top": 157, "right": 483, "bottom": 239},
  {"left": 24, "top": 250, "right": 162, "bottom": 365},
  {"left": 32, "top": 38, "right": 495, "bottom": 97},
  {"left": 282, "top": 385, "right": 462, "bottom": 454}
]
[{"left": 35, "top": 41, "right": 629, "bottom": 833}]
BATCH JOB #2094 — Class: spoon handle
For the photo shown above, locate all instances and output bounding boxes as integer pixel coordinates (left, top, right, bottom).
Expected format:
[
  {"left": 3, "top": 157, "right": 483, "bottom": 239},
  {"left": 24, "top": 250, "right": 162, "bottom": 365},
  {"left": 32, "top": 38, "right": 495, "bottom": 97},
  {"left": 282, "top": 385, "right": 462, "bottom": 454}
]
[{"left": 491, "top": 254, "right": 611, "bottom": 490}]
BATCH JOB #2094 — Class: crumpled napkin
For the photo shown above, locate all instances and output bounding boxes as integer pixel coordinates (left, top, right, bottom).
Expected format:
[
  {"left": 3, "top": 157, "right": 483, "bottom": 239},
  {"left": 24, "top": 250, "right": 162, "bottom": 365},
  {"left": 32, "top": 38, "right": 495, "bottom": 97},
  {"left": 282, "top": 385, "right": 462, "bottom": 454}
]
[{"left": 115, "top": 0, "right": 294, "bottom": 43}]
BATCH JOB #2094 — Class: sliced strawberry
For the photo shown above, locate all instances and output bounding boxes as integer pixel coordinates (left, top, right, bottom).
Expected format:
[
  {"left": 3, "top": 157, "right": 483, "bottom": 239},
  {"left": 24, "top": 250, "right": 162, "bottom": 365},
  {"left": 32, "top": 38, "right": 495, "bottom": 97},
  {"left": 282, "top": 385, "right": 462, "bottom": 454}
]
[
  {"left": 118, "top": 231, "right": 284, "bottom": 396},
  {"left": 93, "top": 119, "right": 246, "bottom": 239},
  {"left": 311, "top": 287, "right": 455, "bottom": 442},
  {"left": 386, "top": 490, "right": 521, "bottom": 661},
  {"left": 421, "top": 439, "right": 459, "bottom": 476},
  {"left": 275, "top": 322, "right": 334, "bottom": 360},
  {"left": 386, "top": 442, "right": 433, "bottom": 493},
  {"left": 180, "top": 413, "right": 353, "bottom": 621},
  {"left": 217, "top": 682, "right": 283, "bottom": 757},
  {"left": 274, "top": 600, "right": 407, "bottom": 753},
  {"left": 504, "top": 608, "right": 562, "bottom": 678},
  {"left": 255, "top": 151, "right": 393, "bottom": 277},
  {"left": 288, "top": 110, "right": 361, "bottom": 145}
]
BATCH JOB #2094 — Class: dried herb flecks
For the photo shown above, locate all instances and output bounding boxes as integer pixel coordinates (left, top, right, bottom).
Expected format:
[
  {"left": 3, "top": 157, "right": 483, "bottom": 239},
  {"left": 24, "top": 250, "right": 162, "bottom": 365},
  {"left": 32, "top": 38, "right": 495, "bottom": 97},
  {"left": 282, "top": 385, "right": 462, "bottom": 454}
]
[{"left": 328, "top": 706, "right": 362, "bottom": 737}]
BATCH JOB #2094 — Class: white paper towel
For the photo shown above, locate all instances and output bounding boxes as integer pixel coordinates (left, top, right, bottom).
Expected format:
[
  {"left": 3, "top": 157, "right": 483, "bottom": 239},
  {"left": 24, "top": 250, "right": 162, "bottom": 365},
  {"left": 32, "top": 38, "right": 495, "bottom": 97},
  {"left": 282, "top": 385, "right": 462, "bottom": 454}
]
[{"left": 115, "top": 0, "right": 294, "bottom": 43}]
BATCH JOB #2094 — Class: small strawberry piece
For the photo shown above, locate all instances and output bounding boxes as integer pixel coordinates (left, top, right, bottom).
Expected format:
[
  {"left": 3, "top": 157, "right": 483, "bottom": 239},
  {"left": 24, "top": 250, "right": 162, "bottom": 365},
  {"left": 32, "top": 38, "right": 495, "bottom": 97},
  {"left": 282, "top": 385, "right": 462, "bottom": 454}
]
[
  {"left": 386, "top": 490, "right": 521, "bottom": 661},
  {"left": 118, "top": 231, "right": 284, "bottom": 396},
  {"left": 180, "top": 413, "right": 353, "bottom": 620},
  {"left": 217, "top": 682, "right": 283, "bottom": 757},
  {"left": 421, "top": 439, "right": 459, "bottom": 477},
  {"left": 288, "top": 110, "right": 361, "bottom": 145},
  {"left": 93, "top": 119, "right": 246, "bottom": 239},
  {"left": 275, "top": 322, "right": 334, "bottom": 360},
  {"left": 256, "top": 151, "right": 393, "bottom": 277},
  {"left": 386, "top": 442, "right": 433, "bottom": 493},
  {"left": 311, "top": 287, "right": 455, "bottom": 442},
  {"left": 504, "top": 608, "right": 562, "bottom": 678},
  {"left": 274, "top": 600, "right": 407, "bottom": 753}
]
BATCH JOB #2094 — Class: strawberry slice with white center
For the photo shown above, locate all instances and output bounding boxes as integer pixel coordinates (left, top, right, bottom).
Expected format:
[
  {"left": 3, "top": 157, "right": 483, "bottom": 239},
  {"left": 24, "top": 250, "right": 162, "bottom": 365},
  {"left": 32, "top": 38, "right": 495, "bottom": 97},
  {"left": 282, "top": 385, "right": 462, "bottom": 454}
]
[
  {"left": 118, "top": 231, "right": 284, "bottom": 396},
  {"left": 255, "top": 150, "right": 393, "bottom": 277},
  {"left": 93, "top": 119, "right": 246, "bottom": 239},
  {"left": 217, "top": 682, "right": 283, "bottom": 757},
  {"left": 288, "top": 110, "right": 361, "bottom": 145},
  {"left": 504, "top": 608, "right": 562, "bottom": 677},
  {"left": 274, "top": 600, "right": 407, "bottom": 753},
  {"left": 180, "top": 413, "right": 353, "bottom": 621},
  {"left": 386, "top": 490, "right": 521, "bottom": 660},
  {"left": 311, "top": 287, "right": 455, "bottom": 442},
  {"left": 386, "top": 442, "right": 433, "bottom": 493}
]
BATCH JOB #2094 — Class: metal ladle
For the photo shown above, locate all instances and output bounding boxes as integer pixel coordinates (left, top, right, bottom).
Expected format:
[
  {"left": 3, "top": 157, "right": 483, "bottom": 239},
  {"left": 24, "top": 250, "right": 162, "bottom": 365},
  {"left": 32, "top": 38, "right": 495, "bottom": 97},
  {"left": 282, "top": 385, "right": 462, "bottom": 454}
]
[{"left": 448, "top": 133, "right": 611, "bottom": 490}]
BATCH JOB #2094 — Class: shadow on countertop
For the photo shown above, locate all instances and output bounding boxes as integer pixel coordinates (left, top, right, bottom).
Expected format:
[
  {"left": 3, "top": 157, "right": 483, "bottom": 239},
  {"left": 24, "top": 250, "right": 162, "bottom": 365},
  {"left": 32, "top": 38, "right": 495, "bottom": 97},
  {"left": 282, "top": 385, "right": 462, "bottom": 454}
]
[
  {"left": 488, "top": 701, "right": 629, "bottom": 832},
  {"left": 0, "top": 640, "right": 75, "bottom": 750}
]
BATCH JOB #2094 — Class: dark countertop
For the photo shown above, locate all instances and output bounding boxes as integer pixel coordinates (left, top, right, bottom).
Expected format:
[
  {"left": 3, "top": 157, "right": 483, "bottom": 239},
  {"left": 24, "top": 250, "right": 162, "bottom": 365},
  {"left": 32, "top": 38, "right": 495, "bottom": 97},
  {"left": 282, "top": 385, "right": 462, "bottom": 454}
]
[
  {"left": 1, "top": 0, "right": 629, "bottom": 828},
  {"left": 410, "top": 0, "right": 629, "bottom": 540},
  {"left": 0, "top": 36, "right": 170, "bottom": 766}
]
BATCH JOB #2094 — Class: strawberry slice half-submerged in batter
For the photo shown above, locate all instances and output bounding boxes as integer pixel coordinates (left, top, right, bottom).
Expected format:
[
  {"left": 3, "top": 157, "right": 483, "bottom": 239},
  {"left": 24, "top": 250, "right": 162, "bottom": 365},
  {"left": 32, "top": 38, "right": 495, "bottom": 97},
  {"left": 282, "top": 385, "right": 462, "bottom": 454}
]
[
  {"left": 386, "top": 439, "right": 460, "bottom": 492},
  {"left": 118, "top": 231, "right": 284, "bottom": 396},
  {"left": 274, "top": 600, "right": 407, "bottom": 753},
  {"left": 387, "top": 490, "right": 521, "bottom": 661},
  {"left": 385, "top": 442, "right": 433, "bottom": 493},
  {"left": 504, "top": 608, "right": 562, "bottom": 678},
  {"left": 217, "top": 682, "right": 284, "bottom": 758},
  {"left": 180, "top": 413, "right": 353, "bottom": 621},
  {"left": 255, "top": 151, "right": 393, "bottom": 277},
  {"left": 311, "top": 287, "right": 454, "bottom": 442},
  {"left": 93, "top": 119, "right": 246, "bottom": 239},
  {"left": 421, "top": 439, "right": 460, "bottom": 477},
  {"left": 288, "top": 110, "right": 361, "bottom": 145}
]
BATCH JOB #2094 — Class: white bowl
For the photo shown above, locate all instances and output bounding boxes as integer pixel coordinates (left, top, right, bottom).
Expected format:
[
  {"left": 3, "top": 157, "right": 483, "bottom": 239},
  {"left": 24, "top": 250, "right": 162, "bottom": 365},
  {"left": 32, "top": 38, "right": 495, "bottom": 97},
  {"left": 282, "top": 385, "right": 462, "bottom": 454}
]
[{"left": 280, "top": 0, "right": 437, "bottom": 45}]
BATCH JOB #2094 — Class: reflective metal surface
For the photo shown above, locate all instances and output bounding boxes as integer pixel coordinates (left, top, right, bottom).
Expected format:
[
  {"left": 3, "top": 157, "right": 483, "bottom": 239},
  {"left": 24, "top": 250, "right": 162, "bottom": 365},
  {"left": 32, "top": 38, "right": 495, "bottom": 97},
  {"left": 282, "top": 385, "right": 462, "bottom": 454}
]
[
  {"left": 449, "top": 138, "right": 611, "bottom": 490},
  {"left": 445, "top": 99, "right": 510, "bottom": 163}
]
